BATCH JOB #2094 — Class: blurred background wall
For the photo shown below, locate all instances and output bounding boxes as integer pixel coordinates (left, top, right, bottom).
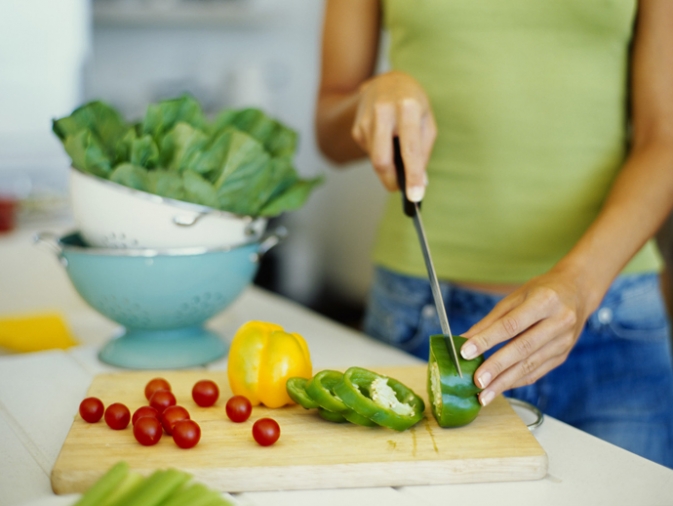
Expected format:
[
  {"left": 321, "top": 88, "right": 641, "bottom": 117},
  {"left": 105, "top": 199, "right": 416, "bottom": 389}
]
[{"left": 0, "top": 0, "right": 388, "bottom": 327}]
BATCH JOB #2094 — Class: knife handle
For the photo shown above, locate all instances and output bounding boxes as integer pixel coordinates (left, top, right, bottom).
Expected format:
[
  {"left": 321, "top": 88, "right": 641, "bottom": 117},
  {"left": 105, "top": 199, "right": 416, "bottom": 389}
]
[{"left": 393, "top": 137, "right": 418, "bottom": 218}]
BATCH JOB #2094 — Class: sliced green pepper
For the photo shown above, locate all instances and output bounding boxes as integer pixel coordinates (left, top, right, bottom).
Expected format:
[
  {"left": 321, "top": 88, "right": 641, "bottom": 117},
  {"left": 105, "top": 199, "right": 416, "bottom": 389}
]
[
  {"left": 306, "top": 370, "right": 377, "bottom": 426},
  {"left": 286, "top": 377, "right": 319, "bottom": 409},
  {"left": 428, "top": 334, "right": 484, "bottom": 428},
  {"left": 333, "top": 367, "right": 425, "bottom": 431},
  {"left": 305, "top": 370, "right": 349, "bottom": 412},
  {"left": 317, "top": 407, "right": 348, "bottom": 423}
]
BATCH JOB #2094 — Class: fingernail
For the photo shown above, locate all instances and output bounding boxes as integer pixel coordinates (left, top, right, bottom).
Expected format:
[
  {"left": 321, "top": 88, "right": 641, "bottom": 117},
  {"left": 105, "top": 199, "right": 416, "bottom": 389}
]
[
  {"left": 423, "top": 173, "right": 429, "bottom": 186},
  {"left": 407, "top": 185, "right": 425, "bottom": 202},
  {"left": 477, "top": 371, "right": 492, "bottom": 389},
  {"left": 461, "top": 343, "right": 477, "bottom": 360},
  {"left": 480, "top": 390, "right": 495, "bottom": 407}
]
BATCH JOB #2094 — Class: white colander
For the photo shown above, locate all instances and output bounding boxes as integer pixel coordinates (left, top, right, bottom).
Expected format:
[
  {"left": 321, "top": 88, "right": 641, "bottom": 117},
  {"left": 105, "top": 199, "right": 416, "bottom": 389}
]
[{"left": 70, "top": 167, "right": 267, "bottom": 249}]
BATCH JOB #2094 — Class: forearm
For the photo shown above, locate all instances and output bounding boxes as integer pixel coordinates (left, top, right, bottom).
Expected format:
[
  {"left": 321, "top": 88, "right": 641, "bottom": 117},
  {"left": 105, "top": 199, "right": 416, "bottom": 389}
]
[
  {"left": 315, "top": 90, "right": 367, "bottom": 164},
  {"left": 556, "top": 139, "right": 673, "bottom": 309}
]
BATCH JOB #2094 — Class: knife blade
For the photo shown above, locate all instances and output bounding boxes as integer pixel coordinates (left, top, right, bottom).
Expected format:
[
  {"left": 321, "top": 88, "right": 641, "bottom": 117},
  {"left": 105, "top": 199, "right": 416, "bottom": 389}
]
[{"left": 393, "top": 137, "right": 463, "bottom": 377}]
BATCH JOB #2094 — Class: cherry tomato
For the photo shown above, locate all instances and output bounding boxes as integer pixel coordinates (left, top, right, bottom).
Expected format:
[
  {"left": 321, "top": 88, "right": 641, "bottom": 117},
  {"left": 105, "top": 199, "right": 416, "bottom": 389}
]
[
  {"left": 79, "top": 397, "right": 104, "bottom": 423},
  {"left": 149, "top": 390, "right": 176, "bottom": 414},
  {"left": 192, "top": 380, "right": 219, "bottom": 407},
  {"left": 252, "top": 418, "right": 280, "bottom": 446},
  {"left": 104, "top": 403, "right": 130, "bottom": 430},
  {"left": 161, "top": 405, "right": 190, "bottom": 435},
  {"left": 172, "top": 419, "right": 201, "bottom": 449},
  {"left": 144, "top": 378, "right": 171, "bottom": 401},
  {"left": 226, "top": 395, "right": 252, "bottom": 423},
  {"left": 133, "top": 416, "right": 162, "bottom": 446},
  {"left": 132, "top": 406, "right": 160, "bottom": 426}
]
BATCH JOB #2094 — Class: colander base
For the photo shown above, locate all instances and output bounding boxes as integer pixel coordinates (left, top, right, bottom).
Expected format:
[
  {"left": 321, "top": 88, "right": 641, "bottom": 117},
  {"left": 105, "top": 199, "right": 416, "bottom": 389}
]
[{"left": 98, "top": 326, "right": 228, "bottom": 369}]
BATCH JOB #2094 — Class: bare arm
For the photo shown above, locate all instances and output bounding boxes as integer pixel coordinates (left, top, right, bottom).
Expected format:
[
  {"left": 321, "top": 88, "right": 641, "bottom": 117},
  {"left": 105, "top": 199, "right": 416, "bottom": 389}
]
[
  {"left": 461, "top": 0, "right": 673, "bottom": 406},
  {"left": 315, "top": 0, "right": 436, "bottom": 201}
]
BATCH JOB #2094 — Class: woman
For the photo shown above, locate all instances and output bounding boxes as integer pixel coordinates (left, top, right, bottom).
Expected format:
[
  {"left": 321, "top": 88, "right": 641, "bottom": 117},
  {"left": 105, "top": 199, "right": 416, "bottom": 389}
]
[{"left": 315, "top": 0, "right": 673, "bottom": 467}]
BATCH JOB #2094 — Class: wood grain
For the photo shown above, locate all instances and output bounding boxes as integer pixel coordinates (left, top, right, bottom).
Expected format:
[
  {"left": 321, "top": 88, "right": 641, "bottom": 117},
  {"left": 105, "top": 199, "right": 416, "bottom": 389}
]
[{"left": 51, "top": 366, "right": 547, "bottom": 493}]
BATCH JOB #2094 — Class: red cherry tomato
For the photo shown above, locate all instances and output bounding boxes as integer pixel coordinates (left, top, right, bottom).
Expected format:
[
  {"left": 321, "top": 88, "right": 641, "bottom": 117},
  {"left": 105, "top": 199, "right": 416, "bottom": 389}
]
[
  {"left": 133, "top": 416, "right": 162, "bottom": 446},
  {"left": 144, "top": 378, "right": 171, "bottom": 401},
  {"left": 149, "top": 390, "right": 176, "bottom": 414},
  {"left": 161, "top": 405, "right": 190, "bottom": 435},
  {"left": 104, "top": 403, "right": 130, "bottom": 430},
  {"left": 132, "top": 406, "right": 160, "bottom": 426},
  {"left": 192, "top": 380, "right": 219, "bottom": 407},
  {"left": 172, "top": 419, "right": 201, "bottom": 449},
  {"left": 79, "top": 397, "right": 104, "bottom": 423},
  {"left": 252, "top": 418, "right": 280, "bottom": 446},
  {"left": 226, "top": 395, "right": 252, "bottom": 423}
]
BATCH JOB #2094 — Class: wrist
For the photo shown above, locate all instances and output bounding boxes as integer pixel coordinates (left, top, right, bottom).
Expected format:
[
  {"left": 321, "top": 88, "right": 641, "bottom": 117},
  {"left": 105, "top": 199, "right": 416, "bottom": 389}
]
[{"left": 551, "top": 255, "right": 612, "bottom": 313}]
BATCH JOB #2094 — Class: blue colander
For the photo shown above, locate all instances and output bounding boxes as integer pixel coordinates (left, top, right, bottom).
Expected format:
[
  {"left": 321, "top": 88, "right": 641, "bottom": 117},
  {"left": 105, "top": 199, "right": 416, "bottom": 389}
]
[{"left": 35, "top": 229, "right": 285, "bottom": 369}]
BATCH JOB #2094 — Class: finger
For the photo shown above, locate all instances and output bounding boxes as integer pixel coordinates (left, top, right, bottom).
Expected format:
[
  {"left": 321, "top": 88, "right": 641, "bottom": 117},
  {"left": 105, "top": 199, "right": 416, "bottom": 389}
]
[
  {"left": 462, "top": 293, "right": 522, "bottom": 338},
  {"left": 397, "top": 98, "right": 425, "bottom": 202},
  {"left": 510, "top": 354, "right": 568, "bottom": 389},
  {"left": 420, "top": 112, "right": 437, "bottom": 171},
  {"left": 369, "top": 103, "right": 397, "bottom": 191},
  {"left": 461, "top": 293, "right": 547, "bottom": 359},
  {"left": 477, "top": 341, "right": 569, "bottom": 406},
  {"left": 473, "top": 318, "right": 573, "bottom": 389}
]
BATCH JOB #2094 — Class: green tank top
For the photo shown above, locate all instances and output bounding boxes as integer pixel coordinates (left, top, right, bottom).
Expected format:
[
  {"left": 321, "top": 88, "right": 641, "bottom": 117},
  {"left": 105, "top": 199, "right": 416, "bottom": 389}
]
[{"left": 374, "top": 0, "right": 662, "bottom": 283}]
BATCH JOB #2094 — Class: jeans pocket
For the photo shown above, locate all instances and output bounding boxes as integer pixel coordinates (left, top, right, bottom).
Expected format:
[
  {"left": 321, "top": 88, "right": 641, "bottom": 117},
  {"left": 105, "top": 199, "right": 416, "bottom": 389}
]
[{"left": 603, "top": 275, "right": 670, "bottom": 342}]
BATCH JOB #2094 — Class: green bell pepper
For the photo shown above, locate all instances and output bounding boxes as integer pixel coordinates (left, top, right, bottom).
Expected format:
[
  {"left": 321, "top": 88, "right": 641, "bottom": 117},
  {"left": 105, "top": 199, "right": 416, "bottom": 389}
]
[
  {"left": 286, "top": 377, "right": 319, "bottom": 409},
  {"left": 317, "top": 407, "right": 348, "bottom": 423},
  {"left": 333, "top": 367, "right": 425, "bottom": 431},
  {"left": 305, "top": 370, "right": 377, "bottom": 427},
  {"left": 305, "top": 370, "right": 349, "bottom": 412},
  {"left": 428, "top": 334, "right": 484, "bottom": 428}
]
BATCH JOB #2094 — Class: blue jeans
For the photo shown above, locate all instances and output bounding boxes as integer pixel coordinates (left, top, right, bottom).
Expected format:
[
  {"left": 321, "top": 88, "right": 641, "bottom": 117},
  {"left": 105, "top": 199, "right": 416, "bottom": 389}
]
[{"left": 364, "top": 266, "right": 673, "bottom": 468}]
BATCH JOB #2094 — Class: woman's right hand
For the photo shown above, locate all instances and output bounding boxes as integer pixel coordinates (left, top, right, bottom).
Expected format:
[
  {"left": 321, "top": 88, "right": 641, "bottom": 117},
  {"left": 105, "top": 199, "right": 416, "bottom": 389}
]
[{"left": 352, "top": 71, "right": 437, "bottom": 202}]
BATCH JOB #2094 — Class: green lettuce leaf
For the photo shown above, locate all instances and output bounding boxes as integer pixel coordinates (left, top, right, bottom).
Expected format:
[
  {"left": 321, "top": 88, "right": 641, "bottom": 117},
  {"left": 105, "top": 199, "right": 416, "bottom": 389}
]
[
  {"left": 146, "top": 169, "right": 186, "bottom": 200},
  {"left": 130, "top": 135, "right": 159, "bottom": 169},
  {"left": 141, "top": 95, "right": 206, "bottom": 142},
  {"left": 183, "top": 170, "right": 218, "bottom": 208},
  {"left": 159, "top": 123, "right": 209, "bottom": 172},
  {"left": 109, "top": 163, "right": 148, "bottom": 191},
  {"left": 64, "top": 131, "right": 114, "bottom": 178},
  {"left": 229, "top": 108, "right": 298, "bottom": 158},
  {"left": 259, "top": 177, "right": 324, "bottom": 217}
]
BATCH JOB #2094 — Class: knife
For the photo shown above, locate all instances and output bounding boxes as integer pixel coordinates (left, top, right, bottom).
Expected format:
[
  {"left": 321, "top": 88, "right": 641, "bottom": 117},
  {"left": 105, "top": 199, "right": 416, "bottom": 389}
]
[{"left": 393, "top": 137, "right": 463, "bottom": 377}]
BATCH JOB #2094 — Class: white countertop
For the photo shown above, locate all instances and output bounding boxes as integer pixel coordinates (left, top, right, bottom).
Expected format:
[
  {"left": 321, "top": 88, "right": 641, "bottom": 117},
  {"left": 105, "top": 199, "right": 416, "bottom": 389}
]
[{"left": 1, "top": 222, "right": 673, "bottom": 506}]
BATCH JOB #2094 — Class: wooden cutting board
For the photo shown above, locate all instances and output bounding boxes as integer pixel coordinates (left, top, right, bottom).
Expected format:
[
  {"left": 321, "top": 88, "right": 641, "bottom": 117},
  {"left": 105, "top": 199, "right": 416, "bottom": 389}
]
[{"left": 51, "top": 366, "right": 547, "bottom": 494}]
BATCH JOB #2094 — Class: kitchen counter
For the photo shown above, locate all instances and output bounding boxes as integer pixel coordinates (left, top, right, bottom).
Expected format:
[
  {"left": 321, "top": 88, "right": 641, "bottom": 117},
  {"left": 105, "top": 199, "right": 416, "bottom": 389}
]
[{"left": 1, "top": 222, "right": 672, "bottom": 506}]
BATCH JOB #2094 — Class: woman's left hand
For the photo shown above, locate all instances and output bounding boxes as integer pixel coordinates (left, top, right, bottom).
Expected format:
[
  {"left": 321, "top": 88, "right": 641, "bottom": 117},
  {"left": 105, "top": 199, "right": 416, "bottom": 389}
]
[{"left": 460, "top": 267, "right": 597, "bottom": 406}]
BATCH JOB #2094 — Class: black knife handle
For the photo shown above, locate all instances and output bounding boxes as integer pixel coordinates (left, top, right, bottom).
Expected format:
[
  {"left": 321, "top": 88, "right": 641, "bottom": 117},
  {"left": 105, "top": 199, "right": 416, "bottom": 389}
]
[{"left": 393, "top": 137, "right": 418, "bottom": 218}]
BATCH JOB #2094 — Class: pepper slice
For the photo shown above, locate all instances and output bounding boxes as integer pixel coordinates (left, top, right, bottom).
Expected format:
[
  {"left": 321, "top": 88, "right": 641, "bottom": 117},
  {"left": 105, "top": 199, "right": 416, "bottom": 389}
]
[
  {"left": 305, "top": 370, "right": 349, "bottom": 413},
  {"left": 318, "top": 407, "right": 348, "bottom": 423},
  {"left": 286, "top": 377, "right": 319, "bottom": 409},
  {"left": 333, "top": 367, "right": 425, "bottom": 431},
  {"left": 303, "top": 371, "right": 377, "bottom": 427},
  {"left": 428, "top": 334, "right": 484, "bottom": 428}
]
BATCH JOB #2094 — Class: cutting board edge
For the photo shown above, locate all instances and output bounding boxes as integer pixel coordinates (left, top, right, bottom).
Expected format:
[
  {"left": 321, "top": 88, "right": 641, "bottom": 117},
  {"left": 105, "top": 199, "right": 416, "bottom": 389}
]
[{"left": 52, "top": 453, "right": 548, "bottom": 494}]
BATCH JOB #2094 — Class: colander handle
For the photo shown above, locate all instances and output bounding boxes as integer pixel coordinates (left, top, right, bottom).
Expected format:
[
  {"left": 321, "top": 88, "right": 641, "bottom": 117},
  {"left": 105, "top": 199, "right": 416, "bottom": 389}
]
[
  {"left": 257, "top": 226, "right": 288, "bottom": 258},
  {"left": 34, "top": 231, "right": 64, "bottom": 257}
]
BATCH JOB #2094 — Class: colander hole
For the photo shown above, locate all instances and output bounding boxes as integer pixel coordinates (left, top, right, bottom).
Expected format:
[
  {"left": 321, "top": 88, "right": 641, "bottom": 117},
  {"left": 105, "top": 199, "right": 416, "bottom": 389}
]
[{"left": 193, "top": 296, "right": 201, "bottom": 304}]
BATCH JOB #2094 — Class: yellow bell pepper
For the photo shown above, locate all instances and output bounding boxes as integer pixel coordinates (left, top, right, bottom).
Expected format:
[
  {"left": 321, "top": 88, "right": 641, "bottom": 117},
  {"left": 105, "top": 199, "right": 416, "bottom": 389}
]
[{"left": 227, "top": 321, "right": 312, "bottom": 408}]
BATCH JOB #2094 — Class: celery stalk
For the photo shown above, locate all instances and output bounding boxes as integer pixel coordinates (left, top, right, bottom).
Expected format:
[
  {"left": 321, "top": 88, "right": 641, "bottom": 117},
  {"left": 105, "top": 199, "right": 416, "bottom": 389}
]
[
  {"left": 122, "top": 469, "right": 190, "bottom": 506},
  {"left": 159, "top": 483, "right": 221, "bottom": 506},
  {"left": 100, "top": 470, "right": 144, "bottom": 506},
  {"left": 73, "top": 461, "right": 129, "bottom": 506}
]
